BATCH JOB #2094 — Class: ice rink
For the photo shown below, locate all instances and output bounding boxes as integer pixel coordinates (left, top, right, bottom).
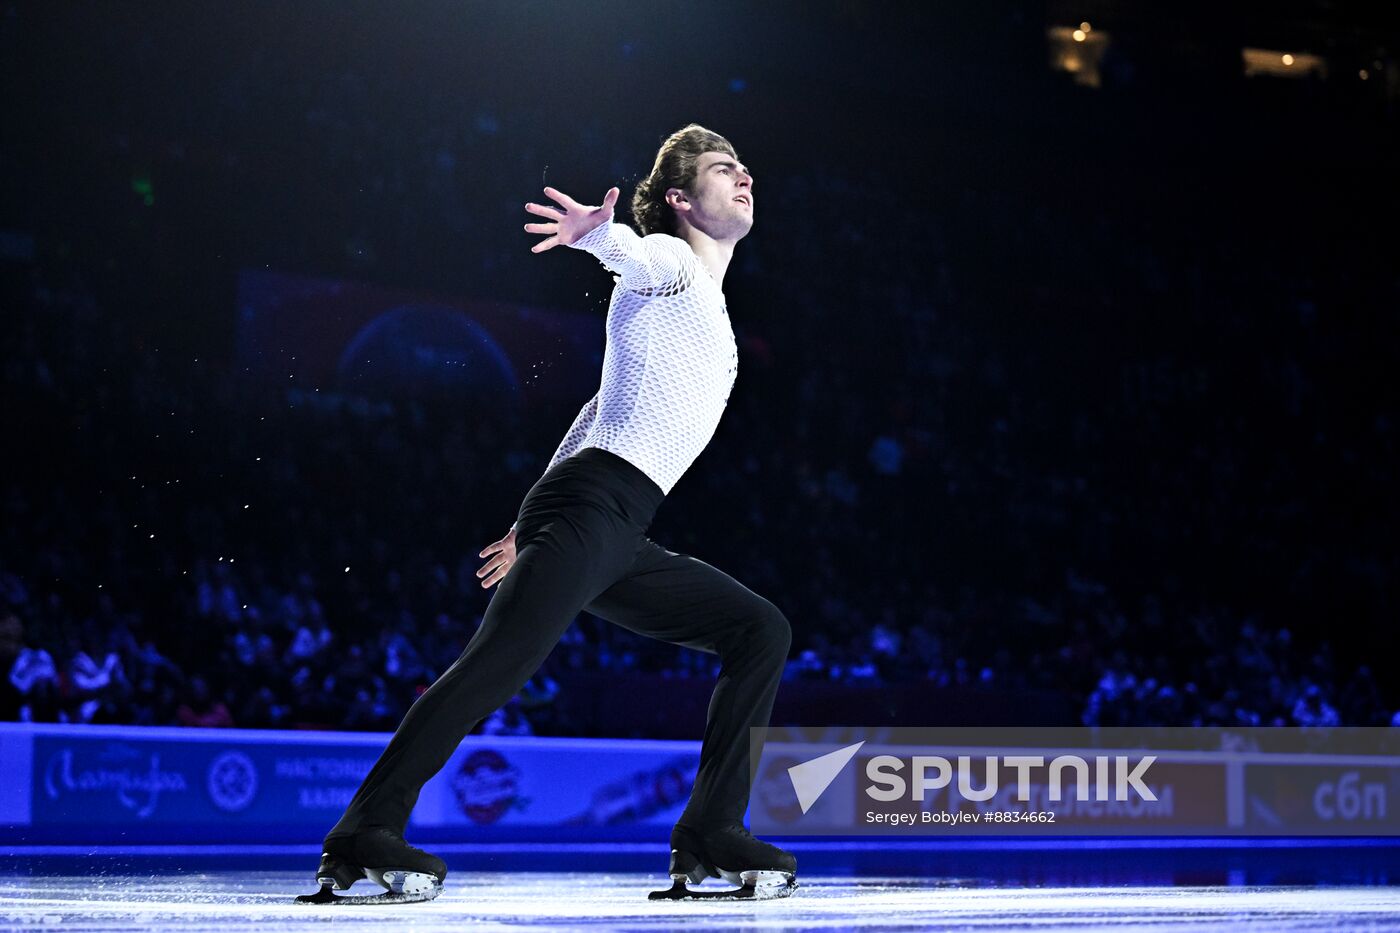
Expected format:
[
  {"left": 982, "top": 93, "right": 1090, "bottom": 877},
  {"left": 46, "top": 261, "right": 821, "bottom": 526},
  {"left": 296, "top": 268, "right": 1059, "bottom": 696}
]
[
  {"left": 5, "top": 871, "right": 1400, "bottom": 932},
  {"left": 4, "top": 842, "right": 1400, "bottom": 932}
]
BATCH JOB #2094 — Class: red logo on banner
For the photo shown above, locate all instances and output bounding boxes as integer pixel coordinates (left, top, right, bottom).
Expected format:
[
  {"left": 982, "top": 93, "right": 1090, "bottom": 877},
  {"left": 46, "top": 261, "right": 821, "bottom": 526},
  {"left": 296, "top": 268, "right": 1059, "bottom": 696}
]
[{"left": 451, "top": 749, "right": 520, "bottom": 824}]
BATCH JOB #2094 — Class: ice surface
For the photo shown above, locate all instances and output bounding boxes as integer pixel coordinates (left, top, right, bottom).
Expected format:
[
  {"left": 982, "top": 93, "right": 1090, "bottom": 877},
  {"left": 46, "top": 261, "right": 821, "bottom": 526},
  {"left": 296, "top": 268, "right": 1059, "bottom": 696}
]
[{"left": 3, "top": 872, "right": 1400, "bottom": 932}]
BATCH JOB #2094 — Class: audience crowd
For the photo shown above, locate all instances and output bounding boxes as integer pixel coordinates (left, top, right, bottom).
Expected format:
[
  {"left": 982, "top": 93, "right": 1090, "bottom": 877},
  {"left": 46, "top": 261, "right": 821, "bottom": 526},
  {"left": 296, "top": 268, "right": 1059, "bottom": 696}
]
[{"left": 4, "top": 8, "right": 1396, "bottom": 735}]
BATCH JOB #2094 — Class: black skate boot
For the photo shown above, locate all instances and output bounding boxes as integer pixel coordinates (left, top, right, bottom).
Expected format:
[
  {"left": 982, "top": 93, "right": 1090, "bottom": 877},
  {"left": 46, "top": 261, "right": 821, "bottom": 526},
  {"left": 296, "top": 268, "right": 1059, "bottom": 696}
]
[
  {"left": 294, "top": 827, "right": 447, "bottom": 905},
  {"left": 648, "top": 822, "right": 798, "bottom": 900}
]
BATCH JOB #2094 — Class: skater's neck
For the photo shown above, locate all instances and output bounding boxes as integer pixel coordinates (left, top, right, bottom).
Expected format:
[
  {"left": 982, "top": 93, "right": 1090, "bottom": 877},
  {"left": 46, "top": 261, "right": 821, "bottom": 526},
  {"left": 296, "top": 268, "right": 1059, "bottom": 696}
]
[{"left": 677, "top": 229, "right": 735, "bottom": 291}]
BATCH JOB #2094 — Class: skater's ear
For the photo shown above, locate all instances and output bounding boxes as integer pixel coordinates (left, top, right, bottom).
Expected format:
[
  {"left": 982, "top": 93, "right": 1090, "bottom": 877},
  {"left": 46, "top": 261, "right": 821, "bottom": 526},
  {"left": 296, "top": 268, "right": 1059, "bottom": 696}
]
[{"left": 665, "top": 186, "right": 691, "bottom": 213}]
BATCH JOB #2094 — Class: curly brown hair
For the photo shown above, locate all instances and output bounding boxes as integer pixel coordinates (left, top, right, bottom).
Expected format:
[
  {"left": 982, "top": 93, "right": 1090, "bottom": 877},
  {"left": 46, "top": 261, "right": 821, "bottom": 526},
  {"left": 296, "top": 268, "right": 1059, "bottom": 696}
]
[{"left": 630, "top": 124, "right": 738, "bottom": 236}]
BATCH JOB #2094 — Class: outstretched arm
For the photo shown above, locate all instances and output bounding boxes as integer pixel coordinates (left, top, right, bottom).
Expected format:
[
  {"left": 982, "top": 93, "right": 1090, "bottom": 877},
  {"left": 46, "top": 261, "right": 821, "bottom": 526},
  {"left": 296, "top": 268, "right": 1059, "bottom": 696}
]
[{"left": 525, "top": 186, "right": 687, "bottom": 293}]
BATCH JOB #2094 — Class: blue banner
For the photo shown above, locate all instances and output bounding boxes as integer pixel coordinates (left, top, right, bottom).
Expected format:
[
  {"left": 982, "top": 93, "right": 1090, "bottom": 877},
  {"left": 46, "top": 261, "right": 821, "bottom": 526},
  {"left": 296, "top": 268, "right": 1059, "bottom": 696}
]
[{"left": 1, "top": 724, "right": 699, "bottom": 845}]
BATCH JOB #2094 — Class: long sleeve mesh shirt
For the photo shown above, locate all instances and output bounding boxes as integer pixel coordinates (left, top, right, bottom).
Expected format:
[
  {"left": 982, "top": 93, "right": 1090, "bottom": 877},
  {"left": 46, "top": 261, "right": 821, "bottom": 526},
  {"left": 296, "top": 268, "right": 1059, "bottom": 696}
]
[{"left": 543, "top": 220, "right": 738, "bottom": 495}]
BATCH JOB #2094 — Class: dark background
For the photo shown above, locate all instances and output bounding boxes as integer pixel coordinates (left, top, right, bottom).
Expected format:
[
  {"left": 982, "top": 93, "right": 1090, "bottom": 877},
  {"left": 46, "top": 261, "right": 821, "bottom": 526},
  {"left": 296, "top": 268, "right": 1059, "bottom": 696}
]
[{"left": 2, "top": 1, "right": 1396, "bottom": 736}]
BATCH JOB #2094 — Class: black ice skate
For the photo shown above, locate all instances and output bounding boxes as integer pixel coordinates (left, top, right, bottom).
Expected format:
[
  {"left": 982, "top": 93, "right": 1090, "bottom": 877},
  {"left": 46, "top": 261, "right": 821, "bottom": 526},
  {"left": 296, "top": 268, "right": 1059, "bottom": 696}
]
[
  {"left": 294, "top": 827, "right": 447, "bottom": 905},
  {"left": 649, "top": 823, "right": 798, "bottom": 900}
]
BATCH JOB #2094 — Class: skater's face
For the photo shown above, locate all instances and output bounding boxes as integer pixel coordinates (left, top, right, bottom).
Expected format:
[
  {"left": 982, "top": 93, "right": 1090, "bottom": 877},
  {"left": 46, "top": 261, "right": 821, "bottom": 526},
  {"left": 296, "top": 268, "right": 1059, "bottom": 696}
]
[{"left": 669, "top": 150, "right": 754, "bottom": 241}]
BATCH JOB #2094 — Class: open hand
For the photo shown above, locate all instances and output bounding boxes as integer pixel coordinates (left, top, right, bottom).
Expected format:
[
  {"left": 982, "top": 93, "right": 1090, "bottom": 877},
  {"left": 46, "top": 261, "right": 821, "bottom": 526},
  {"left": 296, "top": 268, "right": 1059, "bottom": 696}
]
[
  {"left": 477, "top": 528, "right": 518, "bottom": 588},
  {"left": 524, "top": 186, "right": 618, "bottom": 253}
]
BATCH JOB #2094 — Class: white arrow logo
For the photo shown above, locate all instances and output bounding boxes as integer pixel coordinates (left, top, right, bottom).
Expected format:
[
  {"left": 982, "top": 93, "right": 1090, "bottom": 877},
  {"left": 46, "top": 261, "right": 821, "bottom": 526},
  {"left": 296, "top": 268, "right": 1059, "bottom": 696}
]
[{"left": 786, "top": 741, "right": 865, "bottom": 814}]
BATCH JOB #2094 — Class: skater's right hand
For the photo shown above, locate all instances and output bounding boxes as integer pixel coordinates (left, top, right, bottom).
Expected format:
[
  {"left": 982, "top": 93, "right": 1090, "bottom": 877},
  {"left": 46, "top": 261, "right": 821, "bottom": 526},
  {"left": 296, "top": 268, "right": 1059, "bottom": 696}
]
[
  {"left": 476, "top": 528, "right": 518, "bottom": 589},
  {"left": 524, "top": 186, "right": 619, "bottom": 253}
]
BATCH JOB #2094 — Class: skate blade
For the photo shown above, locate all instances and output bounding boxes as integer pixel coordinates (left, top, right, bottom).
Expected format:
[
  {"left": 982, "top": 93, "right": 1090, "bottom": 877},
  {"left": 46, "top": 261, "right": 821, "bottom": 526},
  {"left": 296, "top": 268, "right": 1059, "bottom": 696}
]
[
  {"left": 295, "top": 871, "right": 443, "bottom": 905},
  {"left": 648, "top": 870, "right": 797, "bottom": 901},
  {"left": 367, "top": 868, "right": 442, "bottom": 897}
]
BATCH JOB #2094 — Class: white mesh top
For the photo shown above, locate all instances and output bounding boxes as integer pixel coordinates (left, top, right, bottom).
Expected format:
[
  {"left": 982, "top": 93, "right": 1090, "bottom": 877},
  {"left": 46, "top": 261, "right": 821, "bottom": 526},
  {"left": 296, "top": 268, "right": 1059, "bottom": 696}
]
[{"left": 545, "top": 220, "right": 738, "bottom": 495}]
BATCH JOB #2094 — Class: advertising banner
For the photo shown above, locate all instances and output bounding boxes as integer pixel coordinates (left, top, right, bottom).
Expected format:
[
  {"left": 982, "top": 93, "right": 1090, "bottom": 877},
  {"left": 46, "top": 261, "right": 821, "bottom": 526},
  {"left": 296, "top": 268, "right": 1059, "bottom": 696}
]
[
  {"left": 751, "top": 727, "right": 1400, "bottom": 837},
  {"left": 413, "top": 740, "right": 698, "bottom": 830},
  {"left": 0, "top": 725, "right": 699, "bottom": 845},
  {"left": 234, "top": 269, "right": 602, "bottom": 407},
  {"left": 8, "top": 724, "right": 1399, "bottom": 846}
]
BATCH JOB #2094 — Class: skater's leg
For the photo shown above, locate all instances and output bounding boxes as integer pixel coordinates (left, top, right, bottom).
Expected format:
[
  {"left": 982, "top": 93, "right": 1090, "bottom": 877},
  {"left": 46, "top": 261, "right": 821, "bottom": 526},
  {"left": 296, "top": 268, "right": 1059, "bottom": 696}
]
[
  {"left": 329, "top": 511, "right": 638, "bottom": 839},
  {"left": 585, "top": 541, "right": 791, "bottom": 828}
]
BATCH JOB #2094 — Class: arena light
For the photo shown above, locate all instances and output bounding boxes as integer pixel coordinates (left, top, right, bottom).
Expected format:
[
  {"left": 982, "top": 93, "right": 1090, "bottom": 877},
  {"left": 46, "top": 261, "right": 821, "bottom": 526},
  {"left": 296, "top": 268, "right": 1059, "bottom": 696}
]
[
  {"left": 1242, "top": 47, "right": 1327, "bottom": 79},
  {"left": 1048, "top": 24, "right": 1110, "bottom": 88}
]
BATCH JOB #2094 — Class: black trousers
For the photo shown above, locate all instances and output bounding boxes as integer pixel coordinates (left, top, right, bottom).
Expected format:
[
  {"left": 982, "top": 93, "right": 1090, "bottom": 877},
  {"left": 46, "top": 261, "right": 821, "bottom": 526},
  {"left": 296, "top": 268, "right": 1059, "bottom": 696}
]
[{"left": 328, "top": 447, "right": 791, "bottom": 840}]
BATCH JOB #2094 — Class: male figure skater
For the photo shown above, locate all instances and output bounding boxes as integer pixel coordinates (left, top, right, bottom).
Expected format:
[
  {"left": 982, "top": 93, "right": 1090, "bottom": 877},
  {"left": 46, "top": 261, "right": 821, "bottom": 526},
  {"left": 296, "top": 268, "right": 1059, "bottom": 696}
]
[{"left": 298, "top": 124, "right": 796, "bottom": 904}]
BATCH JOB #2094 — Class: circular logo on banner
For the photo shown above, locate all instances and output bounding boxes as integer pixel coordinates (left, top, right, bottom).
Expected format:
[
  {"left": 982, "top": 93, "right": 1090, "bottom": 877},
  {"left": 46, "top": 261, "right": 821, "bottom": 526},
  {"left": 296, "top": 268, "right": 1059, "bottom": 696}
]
[
  {"left": 451, "top": 749, "right": 519, "bottom": 824},
  {"left": 207, "top": 751, "right": 258, "bottom": 812}
]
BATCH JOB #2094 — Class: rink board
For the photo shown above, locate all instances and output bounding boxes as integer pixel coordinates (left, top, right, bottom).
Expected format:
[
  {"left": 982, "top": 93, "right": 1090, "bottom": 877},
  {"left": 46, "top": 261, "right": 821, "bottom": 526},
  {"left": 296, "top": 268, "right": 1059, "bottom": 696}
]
[
  {"left": 0, "top": 723, "right": 698, "bottom": 844},
  {"left": 5, "top": 723, "right": 1400, "bottom": 846}
]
